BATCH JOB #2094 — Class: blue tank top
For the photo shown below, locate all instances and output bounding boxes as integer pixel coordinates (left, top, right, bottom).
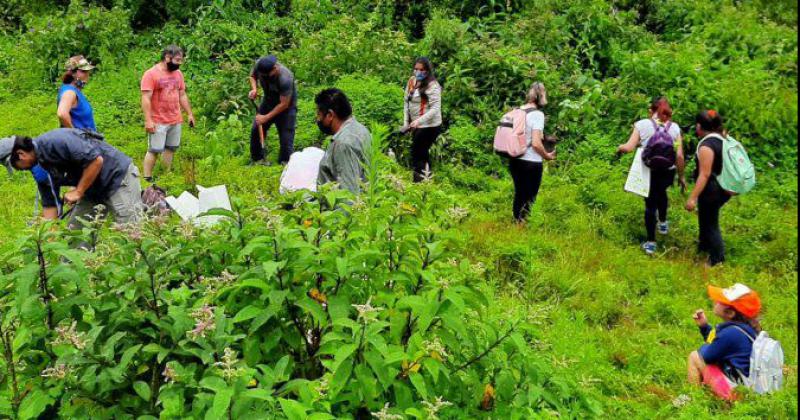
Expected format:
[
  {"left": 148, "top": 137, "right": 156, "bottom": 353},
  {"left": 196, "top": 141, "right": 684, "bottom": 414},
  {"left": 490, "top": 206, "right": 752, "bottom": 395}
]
[{"left": 57, "top": 84, "right": 96, "bottom": 131}]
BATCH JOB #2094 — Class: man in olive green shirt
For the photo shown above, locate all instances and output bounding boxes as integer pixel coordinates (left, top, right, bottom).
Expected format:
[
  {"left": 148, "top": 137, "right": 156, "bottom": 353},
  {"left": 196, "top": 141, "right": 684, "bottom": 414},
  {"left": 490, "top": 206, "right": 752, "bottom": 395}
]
[{"left": 315, "top": 88, "right": 371, "bottom": 194}]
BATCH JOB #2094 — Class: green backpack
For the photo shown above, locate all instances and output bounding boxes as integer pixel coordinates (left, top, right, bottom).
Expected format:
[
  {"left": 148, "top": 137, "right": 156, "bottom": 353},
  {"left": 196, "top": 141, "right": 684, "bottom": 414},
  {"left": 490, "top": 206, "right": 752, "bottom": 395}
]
[{"left": 702, "top": 134, "right": 756, "bottom": 195}]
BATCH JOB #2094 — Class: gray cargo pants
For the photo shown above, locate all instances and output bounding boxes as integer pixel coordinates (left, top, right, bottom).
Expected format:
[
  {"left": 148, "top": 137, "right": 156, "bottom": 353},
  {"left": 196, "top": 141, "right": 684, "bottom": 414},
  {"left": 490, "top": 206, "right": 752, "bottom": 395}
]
[{"left": 68, "top": 164, "right": 144, "bottom": 230}]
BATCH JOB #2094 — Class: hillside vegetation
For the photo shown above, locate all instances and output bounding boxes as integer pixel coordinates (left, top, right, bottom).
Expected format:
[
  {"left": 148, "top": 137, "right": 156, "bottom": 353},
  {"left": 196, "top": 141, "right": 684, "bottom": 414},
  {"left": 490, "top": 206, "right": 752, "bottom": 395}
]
[{"left": 0, "top": 1, "right": 797, "bottom": 418}]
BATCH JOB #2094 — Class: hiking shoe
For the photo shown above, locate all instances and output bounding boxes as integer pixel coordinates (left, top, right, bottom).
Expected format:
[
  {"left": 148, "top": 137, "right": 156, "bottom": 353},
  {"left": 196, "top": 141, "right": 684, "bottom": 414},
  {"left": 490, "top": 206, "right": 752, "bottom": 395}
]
[
  {"left": 248, "top": 160, "right": 271, "bottom": 167},
  {"left": 641, "top": 241, "right": 657, "bottom": 256},
  {"left": 658, "top": 221, "right": 670, "bottom": 235}
]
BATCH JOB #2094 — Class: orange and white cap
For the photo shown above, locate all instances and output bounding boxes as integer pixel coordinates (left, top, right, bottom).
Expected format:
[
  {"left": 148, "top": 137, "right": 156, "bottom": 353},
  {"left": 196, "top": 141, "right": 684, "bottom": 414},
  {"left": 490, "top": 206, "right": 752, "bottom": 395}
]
[{"left": 707, "top": 283, "right": 761, "bottom": 319}]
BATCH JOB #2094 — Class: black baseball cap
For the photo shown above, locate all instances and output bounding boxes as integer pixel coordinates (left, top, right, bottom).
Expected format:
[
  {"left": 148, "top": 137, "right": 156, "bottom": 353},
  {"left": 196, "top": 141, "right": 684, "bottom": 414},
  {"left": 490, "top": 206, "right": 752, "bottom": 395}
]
[{"left": 256, "top": 55, "right": 278, "bottom": 74}]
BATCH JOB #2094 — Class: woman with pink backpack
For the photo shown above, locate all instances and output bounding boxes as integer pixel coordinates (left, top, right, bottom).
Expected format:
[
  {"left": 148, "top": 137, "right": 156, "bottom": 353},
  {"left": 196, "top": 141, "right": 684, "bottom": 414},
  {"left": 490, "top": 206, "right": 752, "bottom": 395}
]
[
  {"left": 617, "top": 97, "right": 686, "bottom": 255},
  {"left": 503, "top": 82, "right": 556, "bottom": 222}
]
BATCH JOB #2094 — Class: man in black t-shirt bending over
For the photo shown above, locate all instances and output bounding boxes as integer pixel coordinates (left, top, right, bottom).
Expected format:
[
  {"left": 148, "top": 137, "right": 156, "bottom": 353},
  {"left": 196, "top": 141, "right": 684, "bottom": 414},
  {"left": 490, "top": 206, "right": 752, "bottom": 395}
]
[{"left": 248, "top": 55, "right": 298, "bottom": 165}]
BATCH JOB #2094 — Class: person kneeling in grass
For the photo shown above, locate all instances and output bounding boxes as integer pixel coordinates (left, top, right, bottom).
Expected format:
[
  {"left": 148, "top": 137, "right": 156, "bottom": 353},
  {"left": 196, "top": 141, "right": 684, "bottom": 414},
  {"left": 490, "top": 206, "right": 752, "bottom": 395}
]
[
  {"left": 688, "top": 283, "right": 761, "bottom": 400},
  {"left": 10, "top": 128, "right": 144, "bottom": 230}
]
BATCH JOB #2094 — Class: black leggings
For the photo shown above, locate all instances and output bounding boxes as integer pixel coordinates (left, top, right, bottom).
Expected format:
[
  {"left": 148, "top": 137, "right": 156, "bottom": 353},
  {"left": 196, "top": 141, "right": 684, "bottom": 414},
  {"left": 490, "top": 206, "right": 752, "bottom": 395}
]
[
  {"left": 698, "top": 179, "right": 730, "bottom": 266},
  {"left": 509, "top": 159, "right": 543, "bottom": 221},
  {"left": 645, "top": 169, "right": 676, "bottom": 241},
  {"left": 411, "top": 126, "right": 441, "bottom": 182}
]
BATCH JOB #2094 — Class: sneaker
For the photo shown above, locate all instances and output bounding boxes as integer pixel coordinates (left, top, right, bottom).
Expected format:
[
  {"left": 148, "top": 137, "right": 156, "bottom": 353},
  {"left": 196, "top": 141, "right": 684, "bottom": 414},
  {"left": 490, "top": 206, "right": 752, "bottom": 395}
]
[
  {"left": 658, "top": 221, "right": 669, "bottom": 235},
  {"left": 641, "top": 241, "right": 657, "bottom": 256}
]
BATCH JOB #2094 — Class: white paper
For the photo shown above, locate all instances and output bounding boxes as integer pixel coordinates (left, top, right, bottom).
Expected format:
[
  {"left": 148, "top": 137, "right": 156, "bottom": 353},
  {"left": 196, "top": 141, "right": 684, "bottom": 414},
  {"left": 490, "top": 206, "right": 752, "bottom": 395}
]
[
  {"left": 196, "top": 185, "right": 232, "bottom": 227},
  {"left": 624, "top": 148, "right": 651, "bottom": 198},
  {"left": 280, "top": 147, "right": 325, "bottom": 194},
  {"left": 165, "top": 185, "right": 232, "bottom": 226},
  {"left": 165, "top": 191, "right": 200, "bottom": 221}
]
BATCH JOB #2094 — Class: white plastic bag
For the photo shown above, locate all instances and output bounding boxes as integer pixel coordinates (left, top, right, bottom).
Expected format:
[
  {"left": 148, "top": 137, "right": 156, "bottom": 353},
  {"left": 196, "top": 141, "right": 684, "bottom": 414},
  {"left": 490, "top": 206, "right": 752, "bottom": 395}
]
[
  {"left": 279, "top": 147, "right": 325, "bottom": 194},
  {"left": 625, "top": 148, "right": 651, "bottom": 198}
]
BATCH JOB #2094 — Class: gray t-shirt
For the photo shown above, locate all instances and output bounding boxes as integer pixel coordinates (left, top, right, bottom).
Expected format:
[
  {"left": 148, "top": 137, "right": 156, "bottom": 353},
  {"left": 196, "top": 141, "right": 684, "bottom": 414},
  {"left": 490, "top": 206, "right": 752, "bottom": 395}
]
[
  {"left": 0, "top": 136, "right": 13, "bottom": 175},
  {"left": 317, "top": 118, "right": 372, "bottom": 194},
  {"left": 33, "top": 129, "right": 132, "bottom": 201},
  {"left": 251, "top": 64, "right": 298, "bottom": 110}
]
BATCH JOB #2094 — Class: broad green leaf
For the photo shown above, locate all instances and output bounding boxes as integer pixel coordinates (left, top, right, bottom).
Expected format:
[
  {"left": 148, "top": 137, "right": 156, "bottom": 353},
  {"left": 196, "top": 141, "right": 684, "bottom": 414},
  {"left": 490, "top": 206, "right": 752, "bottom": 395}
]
[
  {"left": 18, "top": 388, "right": 54, "bottom": 420},
  {"left": 328, "top": 357, "right": 353, "bottom": 399},
  {"left": 133, "top": 381, "right": 151, "bottom": 401},
  {"left": 200, "top": 376, "right": 228, "bottom": 392},
  {"left": 409, "top": 373, "right": 428, "bottom": 400},
  {"left": 117, "top": 344, "right": 142, "bottom": 371},
  {"left": 278, "top": 398, "right": 307, "bottom": 420},
  {"left": 233, "top": 305, "right": 263, "bottom": 323},
  {"left": 241, "top": 388, "right": 273, "bottom": 402},
  {"left": 205, "top": 388, "right": 233, "bottom": 420}
]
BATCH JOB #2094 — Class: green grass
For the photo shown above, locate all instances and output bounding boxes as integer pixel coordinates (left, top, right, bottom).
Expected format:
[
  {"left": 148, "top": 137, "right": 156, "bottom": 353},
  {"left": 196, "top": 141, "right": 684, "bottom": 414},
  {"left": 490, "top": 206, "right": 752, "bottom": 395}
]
[{"left": 0, "top": 90, "right": 796, "bottom": 417}]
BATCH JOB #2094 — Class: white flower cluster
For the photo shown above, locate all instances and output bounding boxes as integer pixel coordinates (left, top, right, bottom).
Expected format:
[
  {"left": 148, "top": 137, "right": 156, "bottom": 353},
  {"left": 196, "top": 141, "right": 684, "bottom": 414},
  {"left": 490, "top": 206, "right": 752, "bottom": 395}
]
[
  {"left": 422, "top": 396, "right": 452, "bottom": 419},
  {"left": 214, "top": 348, "right": 244, "bottom": 380},
  {"left": 423, "top": 337, "right": 449, "bottom": 360},
  {"left": 41, "top": 364, "right": 69, "bottom": 380},
  {"left": 187, "top": 305, "right": 216, "bottom": 340},
  {"left": 352, "top": 297, "right": 383, "bottom": 324},
  {"left": 445, "top": 206, "right": 468, "bottom": 222},
  {"left": 162, "top": 364, "right": 178, "bottom": 384},
  {"left": 54, "top": 320, "right": 88, "bottom": 350},
  {"left": 371, "top": 403, "right": 403, "bottom": 420}
]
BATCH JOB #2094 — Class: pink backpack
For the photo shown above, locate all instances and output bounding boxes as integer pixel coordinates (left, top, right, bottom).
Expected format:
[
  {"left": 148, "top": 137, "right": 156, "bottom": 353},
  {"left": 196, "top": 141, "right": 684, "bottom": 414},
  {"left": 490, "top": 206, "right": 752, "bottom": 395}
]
[{"left": 493, "top": 107, "right": 538, "bottom": 158}]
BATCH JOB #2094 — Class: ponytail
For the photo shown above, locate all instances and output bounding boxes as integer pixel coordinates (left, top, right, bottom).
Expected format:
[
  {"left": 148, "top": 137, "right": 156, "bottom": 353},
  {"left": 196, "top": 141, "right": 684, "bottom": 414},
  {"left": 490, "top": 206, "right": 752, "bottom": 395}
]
[
  {"left": 62, "top": 71, "right": 75, "bottom": 84},
  {"left": 650, "top": 96, "right": 673, "bottom": 122}
]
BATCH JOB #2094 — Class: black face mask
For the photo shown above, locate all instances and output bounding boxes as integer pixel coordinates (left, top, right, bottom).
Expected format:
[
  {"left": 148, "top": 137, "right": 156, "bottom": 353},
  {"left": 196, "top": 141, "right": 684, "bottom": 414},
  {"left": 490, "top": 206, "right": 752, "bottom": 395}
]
[
  {"left": 317, "top": 119, "right": 334, "bottom": 136},
  {"left": 166, "top": 62, "right": 181, "bottom": 72},
  {"left": 74, "top": 79, "right": 86, "bottom": 88}
]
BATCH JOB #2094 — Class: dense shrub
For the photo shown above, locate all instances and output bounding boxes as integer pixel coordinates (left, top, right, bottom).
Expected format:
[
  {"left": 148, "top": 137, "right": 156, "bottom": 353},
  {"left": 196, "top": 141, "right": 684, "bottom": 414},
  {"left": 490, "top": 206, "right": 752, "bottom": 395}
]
[
  {"left": 284, "top": 16, "right": 413, "bottom": 87},
  {"left": 0, "top": 151, "right": 600, "bottom": 418},
  {"left": 13, "top": 0, "right": 132, "bottom": 89}
]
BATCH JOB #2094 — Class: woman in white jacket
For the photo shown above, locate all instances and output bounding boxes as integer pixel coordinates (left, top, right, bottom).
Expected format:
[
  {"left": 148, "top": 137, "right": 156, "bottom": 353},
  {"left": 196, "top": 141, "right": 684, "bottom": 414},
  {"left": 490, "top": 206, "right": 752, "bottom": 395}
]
[{"left": 403, "top": 57, "right": 443, "bottom": 182}]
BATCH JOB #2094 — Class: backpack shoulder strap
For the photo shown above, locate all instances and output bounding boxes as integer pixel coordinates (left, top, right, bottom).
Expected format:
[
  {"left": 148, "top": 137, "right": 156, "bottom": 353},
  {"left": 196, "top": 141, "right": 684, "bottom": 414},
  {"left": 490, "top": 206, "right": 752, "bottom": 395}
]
[{"left": 730, "top": 324, "right": 757, "bottom": 343}]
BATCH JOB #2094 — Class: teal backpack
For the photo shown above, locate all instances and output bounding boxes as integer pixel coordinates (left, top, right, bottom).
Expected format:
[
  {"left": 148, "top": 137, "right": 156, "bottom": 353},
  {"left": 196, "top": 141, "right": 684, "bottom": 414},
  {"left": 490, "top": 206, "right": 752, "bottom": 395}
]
[{"left": 701, "top": 134, "right": 756, "bottom": 195}]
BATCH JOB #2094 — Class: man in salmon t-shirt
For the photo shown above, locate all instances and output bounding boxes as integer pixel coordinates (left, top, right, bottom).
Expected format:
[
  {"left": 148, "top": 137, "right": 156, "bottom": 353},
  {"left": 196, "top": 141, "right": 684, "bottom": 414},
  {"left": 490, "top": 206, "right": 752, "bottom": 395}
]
[{"left": 140, "top": 45, "right": 195, "bottom": 183}]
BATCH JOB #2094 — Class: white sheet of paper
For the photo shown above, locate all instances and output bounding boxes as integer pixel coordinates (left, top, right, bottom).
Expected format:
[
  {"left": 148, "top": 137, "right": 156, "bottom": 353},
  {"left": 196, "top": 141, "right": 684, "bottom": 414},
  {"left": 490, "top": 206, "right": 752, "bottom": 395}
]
[
  {"left": 165, "top": 191, "right": 200, "bottom": 221},
  {"left": 279, "top": 147, "right": 325, "bottom": 194},
  {"left": 166, "top": 185, "right": 232, "bottom": 226},
  {"left": 624, "top": 148, "right": 651, "bottom": 198},
  {"left": 195, "top": 185, "right": 231, "bottom": 227}
]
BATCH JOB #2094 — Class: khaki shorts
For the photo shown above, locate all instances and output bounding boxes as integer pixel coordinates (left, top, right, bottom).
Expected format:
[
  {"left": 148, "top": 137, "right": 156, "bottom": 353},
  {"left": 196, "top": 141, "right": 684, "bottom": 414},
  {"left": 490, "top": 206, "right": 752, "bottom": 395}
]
[{"left": 148, "top": 123, "right": 182, "bottom": 153}]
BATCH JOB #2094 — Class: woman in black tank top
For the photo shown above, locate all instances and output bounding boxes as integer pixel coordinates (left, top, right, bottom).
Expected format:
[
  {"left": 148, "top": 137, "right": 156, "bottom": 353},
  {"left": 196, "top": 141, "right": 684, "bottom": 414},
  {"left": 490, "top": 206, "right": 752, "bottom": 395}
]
[{"left": 686, "top": 110, "right": 731, "bottom": 267}]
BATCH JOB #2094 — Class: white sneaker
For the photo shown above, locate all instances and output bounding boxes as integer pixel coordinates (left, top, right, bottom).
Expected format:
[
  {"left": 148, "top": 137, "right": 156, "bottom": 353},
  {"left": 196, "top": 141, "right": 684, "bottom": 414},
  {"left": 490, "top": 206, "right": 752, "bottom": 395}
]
[
  {"left": 641, "top": 241, "right": 657, "bottom": 256},
  {"left": 658, "top": 221, "right": 669, "bottom": 235}
]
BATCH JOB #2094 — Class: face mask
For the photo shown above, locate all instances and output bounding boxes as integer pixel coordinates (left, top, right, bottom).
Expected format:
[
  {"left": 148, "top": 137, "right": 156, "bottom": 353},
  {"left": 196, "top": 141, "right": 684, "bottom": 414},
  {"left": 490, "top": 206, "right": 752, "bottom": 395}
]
[
  {"left": 75, "top": 78, "right": 86, "bottom": 88},
  {"left": 166, "top": 62, "right": 181, "bottom": 72},
  {"left": 415, "top": 71, "right": 427, "bottom": 81},
  {"left": 316, "top": 118, "right": 334, "bottom": 136}
]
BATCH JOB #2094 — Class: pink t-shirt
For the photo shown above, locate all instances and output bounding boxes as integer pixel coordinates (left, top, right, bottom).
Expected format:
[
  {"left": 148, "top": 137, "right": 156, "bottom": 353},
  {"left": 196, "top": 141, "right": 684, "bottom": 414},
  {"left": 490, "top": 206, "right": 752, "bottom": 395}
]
[{"left": 141, "top": 65, "right": 186, "bottom": 125}]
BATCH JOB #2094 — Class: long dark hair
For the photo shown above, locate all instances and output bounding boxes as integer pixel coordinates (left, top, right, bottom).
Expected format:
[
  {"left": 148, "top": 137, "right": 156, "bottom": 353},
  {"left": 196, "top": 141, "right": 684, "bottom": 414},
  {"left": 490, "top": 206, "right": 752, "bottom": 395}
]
[{"left": 412, "top": 57, "right": 437, "bottom": 102}]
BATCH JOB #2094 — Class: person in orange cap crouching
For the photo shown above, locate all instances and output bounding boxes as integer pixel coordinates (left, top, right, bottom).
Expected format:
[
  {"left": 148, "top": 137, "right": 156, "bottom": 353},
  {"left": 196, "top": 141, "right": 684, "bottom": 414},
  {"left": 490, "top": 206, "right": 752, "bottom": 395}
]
[{"left": 687, "top": 283, "right": 762, "bottom": 400}]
